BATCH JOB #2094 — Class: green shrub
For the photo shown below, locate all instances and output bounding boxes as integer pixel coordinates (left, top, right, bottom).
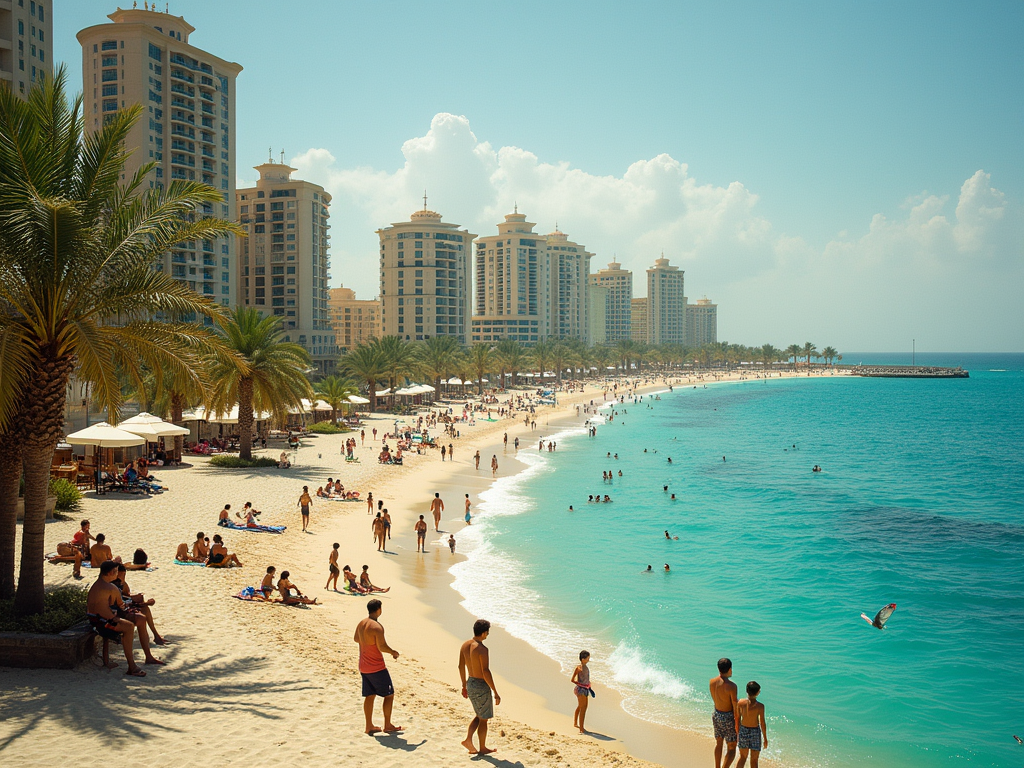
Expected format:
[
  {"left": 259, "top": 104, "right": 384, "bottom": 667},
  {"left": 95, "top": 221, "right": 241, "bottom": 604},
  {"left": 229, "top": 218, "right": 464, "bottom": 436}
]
[
  {"left": 208, "top": 455, "right": 280, "bottom": 468},
  {"left": 306, "top": 421, "right": 348, "bottom": 434},
  {"left": 49, "top": 478, "right": 83, "bottom": 511},
  {"left": 0, "top": 585, "right": 88, "bottom": 634}
]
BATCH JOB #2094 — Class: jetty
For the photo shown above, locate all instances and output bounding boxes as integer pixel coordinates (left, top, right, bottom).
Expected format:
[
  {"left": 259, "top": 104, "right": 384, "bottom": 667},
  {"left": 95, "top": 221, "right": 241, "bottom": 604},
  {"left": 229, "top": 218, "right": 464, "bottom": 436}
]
[{"left": 849, "top": 366, "right": 969, "bottom": 378}]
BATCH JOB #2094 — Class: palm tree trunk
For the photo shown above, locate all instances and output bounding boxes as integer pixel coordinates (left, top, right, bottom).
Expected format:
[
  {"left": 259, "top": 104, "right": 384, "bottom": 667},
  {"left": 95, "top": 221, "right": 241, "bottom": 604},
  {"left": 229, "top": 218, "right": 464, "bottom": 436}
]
[
  {"left": 14, "top": 355, "right": 73, "bottom": 616},
  {"left": 368, "top": 377, "right": 377, "bottom": 414},
  {"left": 170, "top": 391, "right": 184, "bottom": 458},
  {"left": 331, "top": 407, "right": 338, "bottom": 425},
  {"left": 237, "top": 377, "right": 254, "bottom": 461},
  {"left": 0, "top": 438, "right": 22, "bottom": 600}
]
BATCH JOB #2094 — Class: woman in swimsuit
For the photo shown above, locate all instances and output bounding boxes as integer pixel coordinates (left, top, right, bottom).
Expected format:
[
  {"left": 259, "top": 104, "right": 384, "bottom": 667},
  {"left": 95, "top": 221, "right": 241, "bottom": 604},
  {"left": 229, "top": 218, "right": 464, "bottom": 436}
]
[
  {"left": 342, "top": 565, "right": 369, "bottom": 594},
  {"left": 359, "top": 565, "right": 390, "bottom": 593},
  {"left": 571, "top": 650, "right": 595, "bottom": 733},
  {"left": 277, "top": 571, "right": 317, "bottom": 605},
  {"left": 366, "top": 492, "right": 374, "bottom": 515},
  {"left": 207, "top": 534, "right": 242, "bottom": 567}
]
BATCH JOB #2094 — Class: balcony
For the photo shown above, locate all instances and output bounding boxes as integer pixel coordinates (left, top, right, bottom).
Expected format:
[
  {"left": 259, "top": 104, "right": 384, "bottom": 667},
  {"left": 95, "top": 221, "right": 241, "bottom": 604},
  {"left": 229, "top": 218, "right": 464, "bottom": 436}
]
[
  {"left": 170, "top": 111, "right": 195, "bottom": 126},
  {"left": 169, "top": 83, "right": 194, "bottom": 97},
  {"left": 170, "top": 155, "right": 195, "bottom": 168},
  {"left": 203, "top": 257, "right": 215, "bottom": 266},
  {"left": 170, "top": 126, "right": 195, "bottom": 139},
  {"left": 170, "top": 97, "right": 194, "bottom": 110}
]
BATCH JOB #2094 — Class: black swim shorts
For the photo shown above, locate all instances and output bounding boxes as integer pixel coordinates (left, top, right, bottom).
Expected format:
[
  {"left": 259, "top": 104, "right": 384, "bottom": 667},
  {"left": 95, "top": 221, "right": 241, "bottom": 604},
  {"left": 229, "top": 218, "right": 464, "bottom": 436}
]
[{"left": 361, "top": 668, "right": 394, "bottom": 698}]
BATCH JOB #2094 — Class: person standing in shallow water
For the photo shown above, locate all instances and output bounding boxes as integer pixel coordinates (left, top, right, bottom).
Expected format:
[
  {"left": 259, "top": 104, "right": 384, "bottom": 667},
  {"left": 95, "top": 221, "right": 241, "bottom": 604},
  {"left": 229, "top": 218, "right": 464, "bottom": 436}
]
[{"left": 710, "top": 657, "right": 739, "bottom": 768}]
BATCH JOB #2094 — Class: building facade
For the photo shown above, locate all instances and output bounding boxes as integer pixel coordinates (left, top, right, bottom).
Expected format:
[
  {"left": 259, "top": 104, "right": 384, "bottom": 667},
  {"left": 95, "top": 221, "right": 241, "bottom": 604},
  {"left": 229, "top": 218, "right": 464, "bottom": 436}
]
[
  {"left": 328, "top": 286, "right": 381, "bottom": 352},
  {"left": 646, "top": 256, "right": 686, "bottom": 345},
  {"left": 589, "top": 260, "right": 633, "bottom": 342},
  {"left": 1, "top": 0, "right": 52, "bottom": 97},
  {"left": 236, "top": 159, "right": 335, "bottom": 373},
  {"left": 686, "top": 297, "right": 718, "bottom": 347},
  {"left": 378, "top": 206, "right": 475, "bottom": 343},
  {"left": 631, "top": 298, "right": 649, "bottom": 344},
  {"left": 77, "top": 8, "right": 241, "bottom": 311},
  {"left": 471, "top": 209, "right": 552, "bottom": 345},
  {"left": 546, "top": 228, "right": 592, "bottom": 341},
  {"left": 587, "top": 285, "right": 608, "bottom": 345}
]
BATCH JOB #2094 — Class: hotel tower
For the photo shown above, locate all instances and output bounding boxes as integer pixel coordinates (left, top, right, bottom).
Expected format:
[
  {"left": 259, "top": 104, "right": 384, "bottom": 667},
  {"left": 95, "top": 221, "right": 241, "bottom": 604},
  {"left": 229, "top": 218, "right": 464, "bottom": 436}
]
[
  {"left": 1, "top": 0, "right": 52, "bottom": 97},
  {"left": 589, "top": 260, "right": 633, "bottom": 341}
]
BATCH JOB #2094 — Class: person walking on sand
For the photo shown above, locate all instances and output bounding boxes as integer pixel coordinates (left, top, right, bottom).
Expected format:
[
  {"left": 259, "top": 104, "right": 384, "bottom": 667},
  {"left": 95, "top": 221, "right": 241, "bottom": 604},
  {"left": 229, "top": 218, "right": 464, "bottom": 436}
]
[
  {"left": 448, "top": 534, "right": 457, "bottom": 553},
  {"left": 382, "top": 507, "right": 393, "bottom": 541},
  {"left": 448, "top": 443, "right": 454, "bottom": 461},
  {"left": 459, "top": 619, "right": 501, "bottom": 755},
  {"left": 441, "top": 444, "right": 447, "bottom": 462},
  {"left": 474, "top": 450, "right": 481, "bottom": 470},
  {"left": 325, "top": 543, "right": 341, "bottom": 591},
  {"left": 366, "top": 492, "right": 374, "bottom": 515},
  {"left": 430, "top": 492, "right": 445, "bottom": 532},
  {"left": 571, "top": 650, "right": 596, "bottom": 733},
  {"left": 736, "top": 681, "right": 767, "bottom": 767},
  {"left": 372, "top": 513, "right": 386, "bottom": 552},
  {"left": 710, "top": 658, "right": 739, "bottom": 768},
  {"left": 361, "top": 429, "right": 365, "bottom": 446},
  {"left": 503, "top": 432, "right": 508, "bottom": 451},
  {"left": 464, "top": 493, "right": 472, "bottom": 525},
  {"left": 415, "top": 515, "right": 428, "bottom": 553},
  {"left": 354, "top": 599, "right": 401, "bottom": 735},
  {"left": 297, "top": 486, "right": 313, "bottom": 532},
  {"left": 491, "top": 454, "right": 498, "bottom": 477}
]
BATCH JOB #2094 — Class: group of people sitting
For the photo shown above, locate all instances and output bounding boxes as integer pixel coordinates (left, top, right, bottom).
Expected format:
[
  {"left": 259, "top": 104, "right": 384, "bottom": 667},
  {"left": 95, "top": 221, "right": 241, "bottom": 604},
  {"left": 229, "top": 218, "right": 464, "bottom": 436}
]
[
  {"left": 255, "top": 566, "right": 318, "bottom": 605},
  {"left": 175, "top": 530, "right": 243, "bottom": 567},
  {"left": 102, "top": 458, "right": 165, "bottom": 494},
  {"left": 49, "top": 519, "right": 151, "bottom": 578},
  {"left": 316, "top": 478, "right": 360, "bottom": 500},
  {"left": 86, "top": 559, "right": 166, "bottom": 676},
  {"left": 216, "top": 502, "right": 264, "bottom": 528},
  {"left": 377, "top": 444, "right": 404, "bottom": 465},
  {"left": 325, "top": 543, "right": 390, "bottom": 594}
]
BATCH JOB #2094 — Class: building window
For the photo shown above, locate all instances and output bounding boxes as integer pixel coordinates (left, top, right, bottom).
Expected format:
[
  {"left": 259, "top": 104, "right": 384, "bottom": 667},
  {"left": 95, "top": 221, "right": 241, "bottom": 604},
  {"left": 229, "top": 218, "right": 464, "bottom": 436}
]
[{"left": 101, "top": 40, "right": 117, "bottom": 51}]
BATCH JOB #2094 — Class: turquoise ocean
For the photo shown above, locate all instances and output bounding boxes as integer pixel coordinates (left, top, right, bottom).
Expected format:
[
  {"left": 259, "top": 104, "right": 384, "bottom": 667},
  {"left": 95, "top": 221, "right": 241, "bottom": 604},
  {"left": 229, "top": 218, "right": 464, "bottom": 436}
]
[{"left": 449, "top": 353, "right": 1024, "bottom": 767}]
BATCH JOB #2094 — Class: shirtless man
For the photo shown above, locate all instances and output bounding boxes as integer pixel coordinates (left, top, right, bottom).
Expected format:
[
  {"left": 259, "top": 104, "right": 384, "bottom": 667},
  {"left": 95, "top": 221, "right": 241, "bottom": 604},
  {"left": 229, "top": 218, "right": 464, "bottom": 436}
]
[
  {"left": 414, "top": 515, "right": 428, "bottom": 553},
  {"left": 710, "top": 657, "right": 739, "bottom": 768},
  {"left": 297, "top": 486, "right": 313, "bottom": 532},
  {"left": 353, "top": 599, "right": 401, "bottom": 735},
  {"left": 736, "top": 681, "right": 767, "bottom": 767},
  {"left": 218, "top": 504, "right": 231, "bottom": 526},
  {"left": 192, "top": 532, "right": 209, "bottom": 562},
  {"left": 430, "top": 492, "right": 444, "bottom": 532},
  {"left": 474, "top": 450, "right": 481, "bottom": 470},
  {"left": 491, "top": 455, "right": 498, "bottom": 477},
  {"left": 459, "top": 619, "right": 500, "bottom": 755},
  {"left": 372, "top": 513, "right": 385, "bottom": 552},
  {"left": 86, "top": 561, "right": 147, "bottom": 676},
  {"left": 325, "top": 542, "right": 341, "bottom": 590},
  {"left": 89, "top": 533, "right": 114, "bottom": 568}
]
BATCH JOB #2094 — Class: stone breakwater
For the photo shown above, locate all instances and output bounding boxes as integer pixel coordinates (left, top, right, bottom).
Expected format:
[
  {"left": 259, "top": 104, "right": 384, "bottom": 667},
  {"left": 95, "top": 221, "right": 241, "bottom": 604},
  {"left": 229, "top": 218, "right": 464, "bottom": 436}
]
[{"left": 849, "top": 365, "right": 969, "bottom": 378}]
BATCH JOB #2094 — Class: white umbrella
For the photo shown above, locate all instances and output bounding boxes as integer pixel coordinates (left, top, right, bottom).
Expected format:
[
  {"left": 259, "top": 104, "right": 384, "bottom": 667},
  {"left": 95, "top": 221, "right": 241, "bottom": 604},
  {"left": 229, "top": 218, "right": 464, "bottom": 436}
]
[
  {"left": 414, "top": 384, "right": 435, "bottom": 393},
  {"left": 446, "top": 377, "right": 464, "bottom": 385},
  {"left": 66, "top": 422, "right": 146, "bottom": 448},
  {"left": 183, "top": 405, "right": 273, "bottom": 424},
  {"left": 394, "top": 387, "right": 417, "bottom": 396},
  {"left": 347, "top": 395, "right": 370, "bottom": 404},
  {"left": 120, "top": 412, "right": 190, "bottom": 437},
  {"left": 375, "top": 388, "right": 392, "bottom": 397}
]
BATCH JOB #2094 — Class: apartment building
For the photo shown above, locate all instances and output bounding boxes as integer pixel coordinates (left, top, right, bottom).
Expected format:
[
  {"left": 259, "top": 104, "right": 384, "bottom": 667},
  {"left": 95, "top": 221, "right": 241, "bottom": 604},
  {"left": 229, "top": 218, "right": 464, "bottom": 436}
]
[
  {"left": 631, "top": 297, "right": 649, "bottom": 344},
  {"left": 686, "top": 296, "right": 718, "bottom": 347},
  {"left": 1, "top": 0, "right": 52, "bottom": 97},
  {"left": 589, "top": 260, "right": 632, "bottom": 342},
  {"left": 378, "top": 205, "right": 475, "bottom": 343},
  {"left": 547, "top": 227, "right": 592, "bottom": 341},
  {"left": 77, "top": 7, "right": 241, "bottom": 309},
  {"left": 328, "top": 286, "right": 381, "bottom": 352},
  {"left": 587, "top": 284, "right": 608, "bottom": 345},
  {"left": 646, "top": 256, "right": 685, "bottom": 345},
  {"left": 237, "top": 159, "right": 336, "bottom": 373}
]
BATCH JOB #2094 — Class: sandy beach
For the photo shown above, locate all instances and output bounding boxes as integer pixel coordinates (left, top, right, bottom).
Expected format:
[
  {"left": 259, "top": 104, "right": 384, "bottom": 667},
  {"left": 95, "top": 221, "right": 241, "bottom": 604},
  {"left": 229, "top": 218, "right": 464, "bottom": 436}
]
[{"left": 1, "top": 370, "right": 840, "bottom": 767}]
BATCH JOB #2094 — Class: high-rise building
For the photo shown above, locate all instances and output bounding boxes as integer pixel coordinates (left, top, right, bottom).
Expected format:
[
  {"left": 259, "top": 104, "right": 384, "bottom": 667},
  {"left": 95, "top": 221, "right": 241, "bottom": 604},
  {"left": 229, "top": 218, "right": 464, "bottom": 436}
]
[
  {"left": 646, "top": 256, "right": 685, "bottom": 345},
  {"left": 77, "top": 7, "right": 242, "bottom": 310},
  {"left": 378, "top": 204, "right": 475, "bottom": 343},
  {"left": 546, "top": 227, "right": 592, "bottom": 341},
  {"left": 471, "top": 209, "right": 552, "bottom": 346},
  {"left": 587, "top": 285, "right": 608, "bottom": 345},
  {"left": 2, "top": 0, "right": 52, "bottom": 98},
  {"left": 236, "top": 159, "right": 335, "bottom": 373},
  {"left": 589, "top": 260, "right": 632, "bottom": 341},
  {"left": 686, "top": 296, "right": 718, "bottom": 347},
  {"left": 631, "top": 298, "right": 649, "bottom": 344},
  {"left": 328, "top": 286, "right": 381, "bottom": 352}
]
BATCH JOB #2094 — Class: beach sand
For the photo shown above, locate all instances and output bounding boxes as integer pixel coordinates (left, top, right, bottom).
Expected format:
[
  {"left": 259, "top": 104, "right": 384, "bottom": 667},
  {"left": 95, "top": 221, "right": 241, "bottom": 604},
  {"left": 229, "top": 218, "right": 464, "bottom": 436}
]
[{"left": 1, "top": 370, "right": 838, "bottom": 766}]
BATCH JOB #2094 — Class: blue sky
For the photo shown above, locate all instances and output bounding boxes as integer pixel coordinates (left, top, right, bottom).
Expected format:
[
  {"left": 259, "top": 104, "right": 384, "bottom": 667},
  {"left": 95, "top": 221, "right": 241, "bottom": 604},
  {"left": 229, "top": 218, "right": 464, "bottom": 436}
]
[{"left": 56, "top": 1, "right": 1023, "bottom": 351}]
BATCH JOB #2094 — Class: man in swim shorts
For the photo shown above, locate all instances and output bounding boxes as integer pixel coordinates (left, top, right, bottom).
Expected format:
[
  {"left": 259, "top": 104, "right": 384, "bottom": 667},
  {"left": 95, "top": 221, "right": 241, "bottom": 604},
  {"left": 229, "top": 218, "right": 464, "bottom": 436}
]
[
  {"left": 86, "top": 560, "right": 148, "bottom": 676},
  {"left": 430, "top": 492, "right": 444, "bottom": 532},
  {"left": 459, "top": 619, "right": 501, "bottom": 755},
  {"left": 415, "top": 515, "right": 427, "bottom": 553},
  {"left": 298, "top": 486, "right": 313, "bottom": 532},
  {"left": 737, "top": 680, "right": 767, "bottom": 767},
  {"left": 710, "top": 657, "right": 739, "bottom": 767},
  {"left": 353, "top": 599, "right": 401, "bottom": 735}
]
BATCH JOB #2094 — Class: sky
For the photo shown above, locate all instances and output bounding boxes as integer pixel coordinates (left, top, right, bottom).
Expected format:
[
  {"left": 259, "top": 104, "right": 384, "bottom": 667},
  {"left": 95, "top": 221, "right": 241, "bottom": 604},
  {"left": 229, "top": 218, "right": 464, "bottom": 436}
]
[{"left": 56, "top": 1, "right": 1023, "bottom": 351}]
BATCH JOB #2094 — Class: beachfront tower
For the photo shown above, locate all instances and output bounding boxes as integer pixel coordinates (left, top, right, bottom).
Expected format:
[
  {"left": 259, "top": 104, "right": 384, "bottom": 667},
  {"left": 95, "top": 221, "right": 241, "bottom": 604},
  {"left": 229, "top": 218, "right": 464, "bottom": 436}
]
[
  {"left": 328, "top": 286, "right": 382, "bottom": 352},
  {"left": 236, "top": 159, "right": 336, "bottom": 374},
  {"left": 546, "top": 226, "right": 593, "bottom": 341},
  {"left": 686, "top": 296, "right": 718, "bottom": 347},
  {"left": 77, "top": 6, "right": 242, "bottom": 311},
  {"left": 589, "top": 260, "right": 633, "bottom": 341},
  {"left": 646, "top": 255, "right": 686, "bottom": 345},
  {"left": 378, "top": 203, "right": 476, "bottom": 343},
  {"left": 2, "top": 0, "right": 52, "bottom": 97},
  {"left": 631, "top": 297, "right": 650, "bottom": 344}
]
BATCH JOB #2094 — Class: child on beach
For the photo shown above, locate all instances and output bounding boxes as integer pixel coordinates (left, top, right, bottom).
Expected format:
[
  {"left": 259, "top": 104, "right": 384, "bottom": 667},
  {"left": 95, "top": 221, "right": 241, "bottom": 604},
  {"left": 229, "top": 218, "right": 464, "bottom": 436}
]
[
  {"left": 571, "top": 650, "right": 596, "bottom": 733},
  {"left": 737, "top": 681, "right": 767, "bottom": 766},
  {"left": 448, "top": 535, "right": 457, "bottom": 553}
]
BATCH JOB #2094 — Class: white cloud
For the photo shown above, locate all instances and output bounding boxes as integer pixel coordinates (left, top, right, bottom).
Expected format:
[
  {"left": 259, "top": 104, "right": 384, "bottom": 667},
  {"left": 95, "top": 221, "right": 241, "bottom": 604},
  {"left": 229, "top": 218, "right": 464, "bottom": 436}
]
[{"left": 291, "top": 114, "right": 1023, "bottom": 351}]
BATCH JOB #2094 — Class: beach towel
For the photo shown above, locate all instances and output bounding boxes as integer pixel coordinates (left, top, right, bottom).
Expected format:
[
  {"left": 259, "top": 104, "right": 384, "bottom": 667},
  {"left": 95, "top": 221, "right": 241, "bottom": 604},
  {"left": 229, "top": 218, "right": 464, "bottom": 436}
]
[
  {"left": 233, "top": 586, "right": 261, "bottom": 601},
  {"left": 221, "top": 522, "right": 286, "bottom": 533},
  {"left": 174, "top": 559, "right": 208, "bottom": 566},
  {"left": 46, "top": 554, "right": 156, "bottom": 571}
]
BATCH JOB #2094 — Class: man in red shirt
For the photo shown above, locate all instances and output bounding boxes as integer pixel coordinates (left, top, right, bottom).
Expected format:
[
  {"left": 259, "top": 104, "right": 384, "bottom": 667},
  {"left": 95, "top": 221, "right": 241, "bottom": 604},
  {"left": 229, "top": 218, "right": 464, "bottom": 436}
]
[{"left": 353, "top": 599, "right": 402, "bottom": 735}]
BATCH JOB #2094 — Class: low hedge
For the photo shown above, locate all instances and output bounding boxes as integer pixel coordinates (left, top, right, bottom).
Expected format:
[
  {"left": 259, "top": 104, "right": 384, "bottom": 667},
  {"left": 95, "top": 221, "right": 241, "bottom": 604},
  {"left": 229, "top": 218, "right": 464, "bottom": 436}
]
[
  {"left": 208, "top": 455, "right": 280, "bottom": 468},
  {"left": 306, "top": 421, "right": 348, "bottom": 434},
  {"left": 0, "top": 586, "right": 88, "bottom": 634}
]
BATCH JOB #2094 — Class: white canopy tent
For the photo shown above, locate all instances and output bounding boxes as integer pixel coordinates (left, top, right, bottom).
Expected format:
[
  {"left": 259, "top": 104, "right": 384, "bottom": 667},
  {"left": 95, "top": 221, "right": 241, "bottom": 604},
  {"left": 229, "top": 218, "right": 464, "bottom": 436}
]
[
  {"left": 119, "top": 412, "right": 190, "bottom": 439},
  {"left": 181, "top": 406, "right": 274, "bottom": 424},
  {"left": 66, "top": 422, "right": 146, "bottom": 448},
  {"left": 347, "top": 395, "right": 371, "bottom": 404}
]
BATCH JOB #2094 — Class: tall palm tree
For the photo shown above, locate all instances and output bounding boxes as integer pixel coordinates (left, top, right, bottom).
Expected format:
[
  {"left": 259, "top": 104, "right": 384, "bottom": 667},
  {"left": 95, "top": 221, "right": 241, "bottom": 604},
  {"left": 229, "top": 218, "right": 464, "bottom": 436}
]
[
  {"left": 802, "top": 342, "right": 818, "bottom": 374},
  {"left": 0, "top": 70, "right": 239, "bottom": 614},
  {"left": 550, "top": 341, "right": 572, "bottom": 383},
  {"left": 314, "top": 375, "right": 358, "bottom": 425},
  {"left": 821, "top": 346, "right": 838, "bottom": 367},
  {"left": 376, "top": 335, "right": 419, "bottom": 392},
  {"left": 206, "top": 307, "right": 313, "bottom": 460},
  {"left": 469, "top": 344, "right": 495, "bottom": 395},
  {"left": 495, "top": 338, "right": 526, "bottom": 388},
  {"left": 531, "top": 340, "right": 555, "bottom": 382},
  {"left": 613, "top": 338, "right": 636, "bottom": 371},
  {"left": 419, "top": 335, "right": 461, "bottom": 395},
  {"left": 339, "top": 342, "right": 388, "bottom": 413},
  {"left": 785, "top": 344, "right": 802, "bottom": 370},
  {"left": 760, "top": 344, "right": 779, "bottom": 370}
]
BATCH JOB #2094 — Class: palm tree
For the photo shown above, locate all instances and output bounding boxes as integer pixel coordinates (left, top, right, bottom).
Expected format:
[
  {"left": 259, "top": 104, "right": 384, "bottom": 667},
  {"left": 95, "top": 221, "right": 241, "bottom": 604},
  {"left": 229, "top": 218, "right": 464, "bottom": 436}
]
[
  {"left": 469, "top": 344, "right": 495, "bottom": 394},
  {"left": 550, "top": 341, "right": 572, "bottom": 383},
  {"left": 0, "top": 70, "right": 239, "bottom": 614},
  {"left": 821, "top": 346, "right": 838, "bottom": 367},
  {"left": 785, "top": 344, "right": 802, "bottom": 370},
  {"left": 760, "top": 344, "right": 779, "bottom": 370},
  {"left": 802, "top": 342, "right": 818, "bottom": 374},
  {"left": 206, "top": 307, "right": 313, "bottom": 460},
  {"left": 314, "top": 375, "right": 358, "bottom": 425},
  {"left": 419, "top": 335, "right": 461, "bottom": 395},
  {"left": 339, "top": 342, "right": 388, "bottom": 413},
  {"left": 531, "top": 340, "right": 555, "bottom": 382},
  {"left": 376, "top": 335, "right": 419, "bottom": 393},
  {"left": 495, "top": 338, "right": 526, "bottom": 388}
]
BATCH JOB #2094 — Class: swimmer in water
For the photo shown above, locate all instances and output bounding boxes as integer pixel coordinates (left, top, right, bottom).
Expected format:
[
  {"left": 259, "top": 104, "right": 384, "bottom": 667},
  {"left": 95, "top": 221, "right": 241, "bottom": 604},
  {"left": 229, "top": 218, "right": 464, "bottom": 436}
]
[
  {"left": 812, "top": 465, "right": 822, "bottom": 473},
  {"left": 568, "top": 505, "right": 574, "bottom": 512},
  {"left": 671, "top": 494, "right": 676, "bottom": 500},
  {"left": 644, "top": 565, "right": 653, "bottom": 572},
  {"left": 588, "top": 495, "right": 594, "bottom": 503},
  {"left": 617, "top": 470, "right": 622, "bottom": 477},
  {"left": 665, "top": 531, "right": 671, "bottom": 539},
  {"left": 602, "top": 495, "right": 611, "bottom": 503},
  {"left": 668, "top": 458, "right": 672, "bottom": 463},
  {"left": 664, "top": 564, "right": 671, "bottom": 572},
  {"left": 663, "top": 486, "right": 668, "bottom": 492},
  {"left": 723, "top": 456, "right": 727, "bottom": 462}
]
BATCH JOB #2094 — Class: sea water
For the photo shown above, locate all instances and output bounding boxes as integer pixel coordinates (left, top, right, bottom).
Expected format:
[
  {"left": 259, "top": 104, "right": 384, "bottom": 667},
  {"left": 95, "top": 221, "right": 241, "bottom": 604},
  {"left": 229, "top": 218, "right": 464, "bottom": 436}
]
[{"left": 450, "top": 353, "right": 1024, "bottom": 767}]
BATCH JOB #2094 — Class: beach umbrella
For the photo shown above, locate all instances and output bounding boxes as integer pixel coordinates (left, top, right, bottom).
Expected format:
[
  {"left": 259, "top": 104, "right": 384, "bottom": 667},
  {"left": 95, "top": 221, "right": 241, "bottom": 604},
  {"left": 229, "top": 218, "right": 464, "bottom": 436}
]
[
  {"left": 414, "top": 384, "right": 435, "bottom": 393},
  {"left": 347, "top": 395, "right": 370, "bottom": 404},
  {"left": 447, "top": 377, "right": 463, "bottom": 385},
  {"left": 375, "top": 388, "right": 392, "bottom": 397},
  {"left": 394, "top": 387, "right": 417, "bottom": 396},
  {"left": 66, "top": 422, "right": 146, "bottom": 448},
  {"left": 185, "top": 405, "right": 273, "bottom": 424},
  {"left": 120, "top": 412, "right": 190, "bottom": 437}
]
